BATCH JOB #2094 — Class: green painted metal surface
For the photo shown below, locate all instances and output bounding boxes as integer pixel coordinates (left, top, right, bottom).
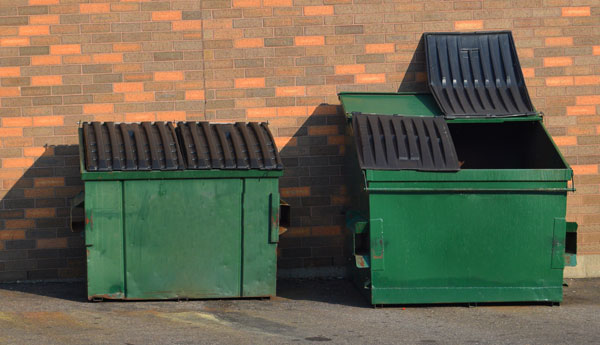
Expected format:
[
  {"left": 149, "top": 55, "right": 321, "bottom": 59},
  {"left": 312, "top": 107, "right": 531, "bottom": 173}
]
[
  {"left": 341, "top": 92, "right": 576, "bottom": 305},
  {"left": 339, "top": 92, "right": 442, "bottom": 118},
  {"left": 84, "top": 177, "right": 279, "bottom": 300}
]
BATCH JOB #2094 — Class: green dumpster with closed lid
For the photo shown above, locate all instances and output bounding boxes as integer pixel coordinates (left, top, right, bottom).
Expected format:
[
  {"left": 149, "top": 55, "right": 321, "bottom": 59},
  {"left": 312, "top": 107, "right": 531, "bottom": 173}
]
[
  {"left": 74, "top": 121, "right": 284, "bottom": 300},
  {"left": 340, "top": 31, "right": 577, "bottom": 305}
]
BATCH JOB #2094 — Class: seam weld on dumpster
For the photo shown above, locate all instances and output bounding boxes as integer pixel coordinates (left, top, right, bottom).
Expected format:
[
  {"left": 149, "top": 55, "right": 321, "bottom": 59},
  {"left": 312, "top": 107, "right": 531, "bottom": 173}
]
[
  {"left": 77, "top": 121, "right": 284, "bottom": 301},
  {"left": 340, "top": 31, "right": 577, "bottom": 305}
]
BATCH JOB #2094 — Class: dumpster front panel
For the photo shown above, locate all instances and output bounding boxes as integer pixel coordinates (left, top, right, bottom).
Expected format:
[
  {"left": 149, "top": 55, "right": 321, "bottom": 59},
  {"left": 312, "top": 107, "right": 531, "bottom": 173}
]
[
  {"left": 367, "top": 183, "right": 567, "bottom": 304},
  {"left": 123, "top": 179, "right": 243, "bottom": 299},
  {"left": 85, "top": 181, "right": 125, "bottom": 300},
  {"left": 242, "top": 178, "right": 279, "bottom": 297}
]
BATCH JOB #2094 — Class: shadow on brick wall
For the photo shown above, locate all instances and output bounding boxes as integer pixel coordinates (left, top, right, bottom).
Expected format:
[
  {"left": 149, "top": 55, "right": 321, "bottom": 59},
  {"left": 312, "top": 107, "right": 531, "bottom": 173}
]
[
  {"left": 277, "top": 104, "right": 350, "bottom": 276},
  {"left": 0, "top": 145, "right": 85, "bottom": 283},
  {"left": 398, "top": 34, "right": 428, "bottom": 93}
]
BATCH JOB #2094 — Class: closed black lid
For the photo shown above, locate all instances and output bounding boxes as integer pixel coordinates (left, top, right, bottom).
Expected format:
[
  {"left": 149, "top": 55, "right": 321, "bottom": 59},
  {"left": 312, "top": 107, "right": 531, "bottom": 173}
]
[
  {"left": 424, "top": 31, "right": 535, "bottom": 118},
  {"left": 176, "top": 121, "right": 283, "bottom": 170},
  {"left": 353, "top": 113, "right": 460, "bottom": 171}
]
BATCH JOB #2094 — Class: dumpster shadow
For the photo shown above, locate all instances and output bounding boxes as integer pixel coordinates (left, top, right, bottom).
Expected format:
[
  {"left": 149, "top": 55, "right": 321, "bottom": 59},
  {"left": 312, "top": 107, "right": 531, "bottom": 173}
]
[
  {"left": 398, "top": 34, "right": 428, "bottom": 93},
  {"left": 0, "top": 281, "right": 87, "bottom": 302},
  {"left": 275, "top": 104, "right": 350, "bottom": 278},
  {"left": 0, "top": 145, "right": 86, "bottom": 288},
  {"left": 277, "top": 279, "right": 371, "bottom": 308}
]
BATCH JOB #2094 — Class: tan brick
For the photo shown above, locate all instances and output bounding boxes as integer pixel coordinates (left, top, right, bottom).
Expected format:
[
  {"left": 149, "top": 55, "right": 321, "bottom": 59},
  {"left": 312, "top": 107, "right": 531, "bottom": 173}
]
[
  {"left": 365, "top": 43, "right": 395, "bottom": 54},
  {"left": 25, "top": 208, "right": 55, "bottom": 218},
  {"left": 80, "top": 3, "right": 110, "bottom": 14},
  {"left": 546, "top": 76, "right": 573, "bottom": 86},
  {"left": 234, "top": 77, "right": 265, "bottom": 88},
  {"left": 172, "top": 20, "right": 202, "bottom": 31},
  {"left": 113, "top": 43, "right": 141, "bottom": 52},
  {"left": 545, "top": 37, "right": 573, "bottom": 47},
  {"left": 276, "top": 86, "right": 305, "bottom": 97}
]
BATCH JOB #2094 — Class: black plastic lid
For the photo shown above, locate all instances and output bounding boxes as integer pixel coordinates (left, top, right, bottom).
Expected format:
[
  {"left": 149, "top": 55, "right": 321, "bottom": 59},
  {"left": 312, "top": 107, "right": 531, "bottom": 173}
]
[
  {"left": 177, "top": 121, "right": 283, "bottom": 170},
  {"left": 82, "top": 122, "right": 185, "bottom": 172},
  {"left": 353, "top": 113, "right": 459, "bottom": 171},
  {"left": 424, "top": 31, "right": 535, "bottom": 118}
]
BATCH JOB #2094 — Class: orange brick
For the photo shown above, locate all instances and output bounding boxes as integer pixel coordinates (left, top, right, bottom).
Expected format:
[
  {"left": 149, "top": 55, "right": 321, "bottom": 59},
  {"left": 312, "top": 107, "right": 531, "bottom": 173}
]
[
  {"left": 304, "top": 5, "right": 333, "bottom": 16},
  {"left": 356, "top": 73, "right": 386, "bottom": 84},
  {"left": 0, "top": 37, "right": 30, "bottom": 47},
  {"left": 31, "top": 75, "right": 61, "bottom": 86},
  {"left": 80, "top": 3, "right": 110, "bottom": 13},
  {"left": 0, "top": 67, "right": 20, "bottom": 77},
  {"left": 0, "top": 88, "right": 19, "bottom": 97},
  {"left": 328, "top": 135, "right": 345, "bottom": 145},
  {"left": 576, "top": 95, "right": 600, "bottom": 105},
  {"left": 335, "top": 64, "right": 365, "bottom": 75},
  {"left": 365, "top": 43, "right": 395, "bottom": 54},
  {"left": 92, "top": 53, "right": 123, "bottom": 63},
  {"left": 34, "top": 177, "right": 64, "bottom": 187},
  {"left": 545, "top": 37, "right": 573, "bottom": 47},
  {"left": 234, "top": 77, "right": 265, "bottom": 88},
  {"left": 63, "top": 55, "right": 91, "bottom": 64},
  {"left": 30, "top": 15, "right": 60, "bottom": 25},
  {"left": 125, "top": 112, "right": 155, "bottom": 122},
  {"left": 152, "top": 11, "right": 182, "bottom": 21},
  {"left": 553, "top": 136, "right": 577, "bottom": 146},
  {"left": 32, "top": 55, "right": 61, "bottom": 65},
  {"left": 574, "top": 76, "right": 600, "bottom": 85},
  {"left": 247, "top": 107, "right": 277, "bottom": 118},
  {"left": 234, "top": 38, "right": 263, "bottom": 48},
  {"left": 172, "top": 20, "right": 202, "bottom": 31},
  {"left": 25, "top": 208, "right": 55, "bottom": 218},
  {"left": 154, "top": 71, "right": 184, "bottom": 81},
  {"left": 2, "top": 117, "right": 32, "bottom": 127},
  {"left": 567, "top": 106, "right": 596, "bottom": 116},
  {"left": 562, "top": 7, "right": 590, "bottom": 17},
  {"left": 114, "top": 82, "right": 143, "bottom": 93},
  {"left": 522, "top": 68, "right": 535, "bottom": 78},
  {"left": 263, "top": 0, "right": 292, "bottom": 6},
  {"left": 29, "top": 0, "right": 58, "bottom": 4},
  {"left": 113, "top": 43, "right": 141, "bottom": 52},
  {"left": 124, "top": 92, "right": 154, "bottom": 102},
  {"left": 276, "top": 106, "right": 307, "bottom": 116},
  {"left": 572, "top": 164, "right": 598, "bottom": 175},
  {"left": 0, "top": 128, "right": 23, "bottom": 137},
  {"left": 24, "top": 188, "right": 53, "bottom": 198},
  {"left": 233, "top": 0, "right": 260, "bottom": 7},
  {"left": 84, "top": 103, "right": 114, "bottom": 114},
  {"left": 18, "top": 25, "right": 49, "bottom": 36},
  {"left": 281, "top": 186, "right": 310, "bottom": 198},
  {"left": 23, "top": 147, "right": 50, "bottom": 157},
  {"left": 37, "top": 238, "right": 68, "bottom": 249},
  {"left": 311, "top": 225, "right": 342, "bottom": 236},
  {"left": 0, "top": 229, "right": 26, "bottom": 239},
  {"left": 2, "top": 158, "right": 34, "bottom": 168},
  {"left": 276, "top": 86, "right": 305, "bottom": 97},
  {"left": 33, "top": 115, "right": 63, "bottom": 127},
  {"left": 274, "top": 137, "right": 295, "bottom": 148},
  {"left": 185, "top": 90, "right": 205, "bottom": 100},
  {"left": 308, "top": 125, "right": 338, "bottom": 136},
  {"left": 295, "top": 36, "right": 325, "bottom": 46},
  {"left": 454, "top": 20, "right": 483, "bottom": 30},
  {"left": 546, "top": 76, "right": 573, "bottom": 86},
  {"left": 594, "top": 46, "right": 600, "bottom": 56},
  {"left": 156, "top": 111, "right": 186, "bottom": 121},
  {"left": 543, "top": 57, "right": 572, "bottom": 67},
  {"left": 50, "top": 44, "right": 80, "bottom": 55}
]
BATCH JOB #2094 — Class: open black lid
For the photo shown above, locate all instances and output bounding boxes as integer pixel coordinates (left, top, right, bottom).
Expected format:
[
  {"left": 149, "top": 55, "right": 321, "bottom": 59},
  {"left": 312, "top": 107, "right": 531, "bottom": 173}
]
[
  {"left": 352, "top": 113, "right": 459, "bottom": 171},
  {"left": 424, "top": 31, "right": 535, "bottom": 118}
]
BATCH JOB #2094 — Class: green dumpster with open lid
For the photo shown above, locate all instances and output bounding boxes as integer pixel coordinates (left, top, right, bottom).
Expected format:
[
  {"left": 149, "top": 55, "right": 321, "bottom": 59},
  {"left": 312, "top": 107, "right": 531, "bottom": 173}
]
[
  {"left": 340, "top": 31, "right": 577, "bottom": 305},
  {"left": 74, "top": 121, "right": 284, "bottom": 300}
]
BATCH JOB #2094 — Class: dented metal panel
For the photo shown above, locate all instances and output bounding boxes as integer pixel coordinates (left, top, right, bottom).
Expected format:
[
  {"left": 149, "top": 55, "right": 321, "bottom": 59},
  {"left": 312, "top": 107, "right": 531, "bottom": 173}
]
[
  {"left": 424, "top": 31, "right": 536, "bottom": 118},
  {"left": 353, "top": 113, "right": 460, "bottom": 171}
]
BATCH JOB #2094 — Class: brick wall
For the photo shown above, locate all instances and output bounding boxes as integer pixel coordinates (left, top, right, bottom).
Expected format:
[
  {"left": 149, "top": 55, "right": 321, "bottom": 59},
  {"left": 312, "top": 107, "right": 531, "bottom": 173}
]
[{"left": 0, "top": 0, "right": 599, "bottom": 281}]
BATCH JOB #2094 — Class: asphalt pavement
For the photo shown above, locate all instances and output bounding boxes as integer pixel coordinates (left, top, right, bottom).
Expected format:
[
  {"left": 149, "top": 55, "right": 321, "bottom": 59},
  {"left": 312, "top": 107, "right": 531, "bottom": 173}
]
[{"left": 0, "top": 278, "right": 598, "bottom": 344}]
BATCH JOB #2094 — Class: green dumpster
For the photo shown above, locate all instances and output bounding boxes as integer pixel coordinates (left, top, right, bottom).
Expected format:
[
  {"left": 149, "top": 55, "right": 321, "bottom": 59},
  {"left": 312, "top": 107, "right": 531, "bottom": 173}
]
[
  {"left": 74, "top": 121, "right": 284, "bottom": 301},
  {"left": 340, "top": 31, "right": 577, "bottom": 305}
]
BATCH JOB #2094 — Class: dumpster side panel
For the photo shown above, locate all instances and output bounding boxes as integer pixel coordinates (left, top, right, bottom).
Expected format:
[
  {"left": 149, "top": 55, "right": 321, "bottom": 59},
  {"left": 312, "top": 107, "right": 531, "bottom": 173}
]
[
  {"left": 85, "top": 181, "right": 125, "bottom": 300},
  {"left": 123, "top": 179, "right": 243, "bottom": 299},
  {"left": 368, "top": 184, "right": 567, "bottom": 304},
  {"left": 242, "top": 178, "right": 278, "bottom": 297}
]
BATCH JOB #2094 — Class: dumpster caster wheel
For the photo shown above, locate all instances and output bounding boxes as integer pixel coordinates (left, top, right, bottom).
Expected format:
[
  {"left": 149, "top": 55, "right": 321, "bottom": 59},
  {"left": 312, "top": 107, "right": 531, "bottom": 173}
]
[
  {"left": 91, "top": 297, "right": 104, "bottom": 302},
  {"left": 468, "top": 303, "right": 478, "bottom": 308},
  {"left": 551, "top": 302, "right": 560, "bottom": 307}
]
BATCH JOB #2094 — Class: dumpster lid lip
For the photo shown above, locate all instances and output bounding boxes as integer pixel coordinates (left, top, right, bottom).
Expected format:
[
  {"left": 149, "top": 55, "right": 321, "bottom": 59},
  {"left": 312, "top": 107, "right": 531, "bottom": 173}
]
[
  {"left": 424, "top": 31, "right": 536, "bottom": 119},
  {"left": 338, "top": 92, "right": 443, "bottom": 119}
]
